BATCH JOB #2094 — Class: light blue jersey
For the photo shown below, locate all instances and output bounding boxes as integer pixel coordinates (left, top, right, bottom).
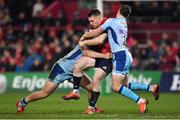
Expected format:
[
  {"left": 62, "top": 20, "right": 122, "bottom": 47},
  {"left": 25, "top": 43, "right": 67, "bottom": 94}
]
[
  {"left": 101, "top": 18, "right": 128, "bottom": 53},
  {"left": 58, "top": 45, "right": 83, "bottom": 73},
  {"left": 101, "top": 18, "right": 132, "bottom": 75},
  {"left": 48, "top": 45, "right": 83, "bottom": 84}
]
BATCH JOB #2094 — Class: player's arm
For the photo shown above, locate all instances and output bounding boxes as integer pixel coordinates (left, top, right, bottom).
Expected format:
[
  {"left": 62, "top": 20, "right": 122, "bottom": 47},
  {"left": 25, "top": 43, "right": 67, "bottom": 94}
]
[
  {"left": 82, "top": 26, "right": 104, "bottom": 39},
  {"left": 82, "top": 49, "right": 111, "bottom": 59},
  {"left": 81, "top": 19, "right": 112, "bottom": 40},
  {"left": 79, "top": 33, "right": 107, "bottom": 47}
]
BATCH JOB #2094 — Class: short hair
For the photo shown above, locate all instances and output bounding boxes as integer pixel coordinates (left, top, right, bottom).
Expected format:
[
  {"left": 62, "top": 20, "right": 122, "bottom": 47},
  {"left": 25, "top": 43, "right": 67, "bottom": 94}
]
[
  {"left": 120, "top": 4, "right": 131, "bottom": 18},
  {"left": 88, "top": 9, "right": 101, "bottom": 17}
]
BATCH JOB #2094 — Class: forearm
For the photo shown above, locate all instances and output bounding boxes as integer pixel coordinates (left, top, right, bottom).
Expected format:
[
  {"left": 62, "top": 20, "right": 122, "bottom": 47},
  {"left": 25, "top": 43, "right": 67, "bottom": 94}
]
[
  {"left": 80, "top": 33, "right": 107, "bottom": 46},
  {"left": 83, "top": 27, "right": 104, "bottom": 39},
  {"left": 83, "top": 49, "right": 106, "bottom": 59},
  {"left": 82, "top": 38, "right": 101, "bottom": 46},
  {"left": 84, "top": 31, "right": 98, "bottom": 39}
]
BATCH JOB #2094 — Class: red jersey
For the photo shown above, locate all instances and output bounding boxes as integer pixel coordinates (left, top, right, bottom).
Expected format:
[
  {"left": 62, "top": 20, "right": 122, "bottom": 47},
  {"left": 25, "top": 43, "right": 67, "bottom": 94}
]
[{"left": 99, "top": 18, "right": 111, "bottom": 54}]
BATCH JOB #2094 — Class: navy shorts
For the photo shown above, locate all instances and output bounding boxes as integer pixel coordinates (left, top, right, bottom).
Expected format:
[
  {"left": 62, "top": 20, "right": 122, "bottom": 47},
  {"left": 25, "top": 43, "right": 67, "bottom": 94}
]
[{"left": 94, "top": 58, "right": 112, "bottom": 75}]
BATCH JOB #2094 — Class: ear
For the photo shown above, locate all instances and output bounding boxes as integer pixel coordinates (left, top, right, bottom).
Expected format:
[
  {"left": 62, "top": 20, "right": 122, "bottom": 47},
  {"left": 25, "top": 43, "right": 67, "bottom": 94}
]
[{"left": 116, "top": 8, "right": 120, "bottom": 18}]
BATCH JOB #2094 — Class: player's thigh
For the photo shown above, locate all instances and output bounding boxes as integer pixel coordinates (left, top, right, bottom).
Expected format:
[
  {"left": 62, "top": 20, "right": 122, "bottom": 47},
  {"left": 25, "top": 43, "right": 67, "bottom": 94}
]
[
  {"left": 74, "top": 57, "right": 95, "bottom": 70},
  {"left": 41, "top": 80, "right": 59, "bottom": 95},
  {"left": 112, "top": 74, "right": 125, "bottom": 92},
  {"left": 122, "top": 75, "right": 128, "bottom": 87},
  {"left": 112, "top": 50, "right": 132, "bottom": 76},
  {"left": 47, "top": 62, "right": 71, "bottom": 93}
]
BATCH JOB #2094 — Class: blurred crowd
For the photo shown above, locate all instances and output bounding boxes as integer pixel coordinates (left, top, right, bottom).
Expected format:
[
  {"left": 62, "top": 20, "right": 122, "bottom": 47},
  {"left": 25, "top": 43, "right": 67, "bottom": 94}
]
[
  {"left": 128, "top": 33, "right": 180, "bottom": 72},
  {"left": 0, "top": 0, "right": 179, "bottom": 72},
  {"left": 129, "top": 1, "right": 180, "bottom": 22}
]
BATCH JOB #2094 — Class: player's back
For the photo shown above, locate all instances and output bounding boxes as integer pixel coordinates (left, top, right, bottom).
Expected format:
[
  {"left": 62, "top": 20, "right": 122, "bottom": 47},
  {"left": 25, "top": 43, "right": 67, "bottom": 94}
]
[
  {"left": 56, "top": 45, "right": 83, "bottom": 73},
  {"left": 102, "top": 18, "right": 128, "bottom": 53}
]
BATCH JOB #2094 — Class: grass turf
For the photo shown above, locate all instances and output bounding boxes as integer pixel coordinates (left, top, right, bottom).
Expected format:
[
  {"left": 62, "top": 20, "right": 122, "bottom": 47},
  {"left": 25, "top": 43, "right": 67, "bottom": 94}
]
[{"left": 0, "top": 91, "right": 180, "bottom": 119}]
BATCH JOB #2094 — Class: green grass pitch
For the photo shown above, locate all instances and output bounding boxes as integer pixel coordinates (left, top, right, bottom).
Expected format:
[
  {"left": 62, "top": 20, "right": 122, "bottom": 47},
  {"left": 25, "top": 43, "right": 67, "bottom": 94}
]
[{"left": 0, "top": 91, "right": 180, "bottom": 119}]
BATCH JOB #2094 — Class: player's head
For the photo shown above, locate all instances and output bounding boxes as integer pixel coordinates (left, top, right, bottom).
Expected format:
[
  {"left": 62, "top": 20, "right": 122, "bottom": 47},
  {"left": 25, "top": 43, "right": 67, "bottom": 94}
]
[
  {"left": 88, "top": 9, "right": 102, "bottom": 29},
  {"left": 119, "top": 4, "right": 131, "bottom": 18}
]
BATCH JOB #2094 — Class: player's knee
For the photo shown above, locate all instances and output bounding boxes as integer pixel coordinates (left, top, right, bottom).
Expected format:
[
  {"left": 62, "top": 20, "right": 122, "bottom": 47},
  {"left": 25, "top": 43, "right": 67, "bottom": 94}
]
[
  {"left": 112, "top": 84, "right": 122, "bottom": 92},
  {"left": 92, "top": 79, "right": 100, "bottom": 88},
  {"left": 74, "top": 64, "right": 80, "bottom": 71}
]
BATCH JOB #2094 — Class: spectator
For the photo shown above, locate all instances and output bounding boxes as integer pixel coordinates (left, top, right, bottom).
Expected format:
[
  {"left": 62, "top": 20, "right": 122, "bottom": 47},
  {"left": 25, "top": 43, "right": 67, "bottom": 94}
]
[
  {"left": 30, "top": 59, "right": 43, "bottom": 71},
  {"left": 55, "top": 10, "right": 68, "bottom": 27},
  {"left": 44, "top": 12, "right": 55, "bottom": 26},
  {"left": 72, "top": 11, "right": 87, "bottom": 34},
  {"left": 157, "top": 33, "right": 172, "bottom": 47},
  {"left": 32, "top": 0, "right": 44, "bottom": 17}
]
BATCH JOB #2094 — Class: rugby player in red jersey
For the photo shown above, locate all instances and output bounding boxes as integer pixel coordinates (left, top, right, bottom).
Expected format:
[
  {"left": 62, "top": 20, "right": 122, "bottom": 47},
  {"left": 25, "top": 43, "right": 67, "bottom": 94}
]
[{"left": 62, "top": 9, "right": 111, "bottom": 114}]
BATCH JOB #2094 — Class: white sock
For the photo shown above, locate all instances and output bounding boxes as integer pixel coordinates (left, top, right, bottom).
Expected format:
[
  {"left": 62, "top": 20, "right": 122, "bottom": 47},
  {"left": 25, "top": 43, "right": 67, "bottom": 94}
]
[
  {"left": 149, "top": 85, "right": 153, "bottom": 92},
  {"left": 73, "top": 89, "right": 79, "bottom": 93},
  {"left": 88, "top": 106, "right": 95, "bottom": 109},
  {"left": 137, "top": 98, "right": 145, "bottom": 104}
]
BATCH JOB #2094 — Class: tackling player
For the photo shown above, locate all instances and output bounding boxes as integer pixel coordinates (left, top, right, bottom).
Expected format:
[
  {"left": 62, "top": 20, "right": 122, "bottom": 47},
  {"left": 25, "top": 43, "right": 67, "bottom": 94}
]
[
  {"left": 16, "top": 35, "right": 111, "bottom": 113},
  {"left": 62, "top": 9, "right": 112, "bottom": 114},
  {"left": 79, "top": 5, "right": 159, "bottom": 113}
]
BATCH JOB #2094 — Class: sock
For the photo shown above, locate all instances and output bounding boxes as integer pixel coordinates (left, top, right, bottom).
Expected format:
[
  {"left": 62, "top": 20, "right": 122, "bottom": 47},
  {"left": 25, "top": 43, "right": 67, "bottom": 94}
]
[
  {"left": 149, "top": 85, "right": 153, "bottom": 92},
  {"left": 89, "top": 91, "right": 100, "bottom": 107},
  {"left": 118, "top": 86, "right": 140, "bottom": 103},
  {"left": 128, "top": 82, "right": 150, "bottom": 91},
  {"left": 20, "top": 98, "right": 27, "bottom": 107},
  {"left": 137, "top": 98, "right": 145, "bottom": 104},
  {"left": 73, "top": 76, "right": 82, "bottom": 92}
]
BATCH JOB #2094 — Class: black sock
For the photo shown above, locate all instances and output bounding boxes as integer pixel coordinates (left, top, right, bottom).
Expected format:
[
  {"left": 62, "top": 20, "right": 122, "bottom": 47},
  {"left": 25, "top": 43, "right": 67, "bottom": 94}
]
[
  {"left": 20, "top": 98, "right": 27, "bottom": 107},
  {"left": 89, "top": 91, "right": 100, "bottom": 107},
  {"left": 73, "top": 76, "right": 82, "bottom": 90}
]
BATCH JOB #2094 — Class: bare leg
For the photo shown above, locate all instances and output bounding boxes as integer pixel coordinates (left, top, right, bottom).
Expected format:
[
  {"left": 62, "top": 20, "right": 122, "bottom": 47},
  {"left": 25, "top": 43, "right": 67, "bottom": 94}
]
[
  {"left": 25, "top": 80, "right": 58, "bottom": 103},
  {"left": 79, "top": 75, "right": 92, "bottom": 101},
  {"left": 92, "top": 68, "right": 107, "bottom": 92},
  {"left": 72, "top": 57, "right": 95, "bottom": 93}
]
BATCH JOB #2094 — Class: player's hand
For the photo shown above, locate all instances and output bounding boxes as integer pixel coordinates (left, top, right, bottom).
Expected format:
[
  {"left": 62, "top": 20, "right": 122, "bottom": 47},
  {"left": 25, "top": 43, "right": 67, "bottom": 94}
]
[
  {"left": 80, "top": 35, "right": 85, "bottom": 41},
  {"left": 104, "top": 53, "right": 112, "bottom": 59},
  {"left": 79, "top": 41, "right": 85, "bottom": 47}
]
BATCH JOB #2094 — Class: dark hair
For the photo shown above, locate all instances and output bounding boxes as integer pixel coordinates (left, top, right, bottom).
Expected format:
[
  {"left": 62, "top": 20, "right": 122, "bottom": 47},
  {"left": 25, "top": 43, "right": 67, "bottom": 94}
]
[
  {"left": 120, "top": 4, "right": 131, "bottom": 18},
  {"left": 88, "top": 9, "right": 101, "bottom": 17}
]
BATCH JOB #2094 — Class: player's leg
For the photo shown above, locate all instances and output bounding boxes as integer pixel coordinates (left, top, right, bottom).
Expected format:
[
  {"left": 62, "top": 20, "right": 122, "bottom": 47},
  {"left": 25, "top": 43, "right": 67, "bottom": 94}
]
[
  {"left": 73, "top": 57, "right": 95, "bottom": 93},
  {"left": 16, "top": 63, "right": 66, "bottom": 113},
  {"left": 79, "top": 75, "right": 92, "bottom": 101},
  {"left": 112, "top": 50, "right": 148, "bottom": 113},
  {"left": 16, "top": 80, "right": 59, "bottom": 112},
  {"left": 85, "top": 59, "right": 112, "bottom": 114},
  {"left": 112, "top": 74, "right": 149, "bottom": 113},
  {"left": 62, "top": 57, "right": 95, "bottom": 100},
  {"left": 84, "top": 68, "right": 106, "bottom": 114},
  {"left": 125, "top": 76, "right": 159, "bottom": 100}
]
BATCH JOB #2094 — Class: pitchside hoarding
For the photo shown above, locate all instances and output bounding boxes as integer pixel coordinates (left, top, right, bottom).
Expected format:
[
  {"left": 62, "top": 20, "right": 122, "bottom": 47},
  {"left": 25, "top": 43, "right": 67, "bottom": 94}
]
[
  {"left": 160, "top": 72, "right": 180, "bottom": 92},
  {"left": 0, "top": 69, "right": 164, "bottom": 94}
]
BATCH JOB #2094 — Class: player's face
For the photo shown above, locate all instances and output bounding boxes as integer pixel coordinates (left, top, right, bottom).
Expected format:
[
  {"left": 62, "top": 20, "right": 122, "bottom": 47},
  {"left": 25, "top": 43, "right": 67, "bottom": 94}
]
[{"left": 88, "top": 16, "right": 102, "bottom": 29}]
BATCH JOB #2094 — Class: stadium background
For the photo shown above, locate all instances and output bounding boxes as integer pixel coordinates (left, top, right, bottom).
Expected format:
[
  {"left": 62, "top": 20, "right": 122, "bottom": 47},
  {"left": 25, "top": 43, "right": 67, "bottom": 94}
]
[{"left": 0, "top": 0, "right": 180, "bottom": 119}]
